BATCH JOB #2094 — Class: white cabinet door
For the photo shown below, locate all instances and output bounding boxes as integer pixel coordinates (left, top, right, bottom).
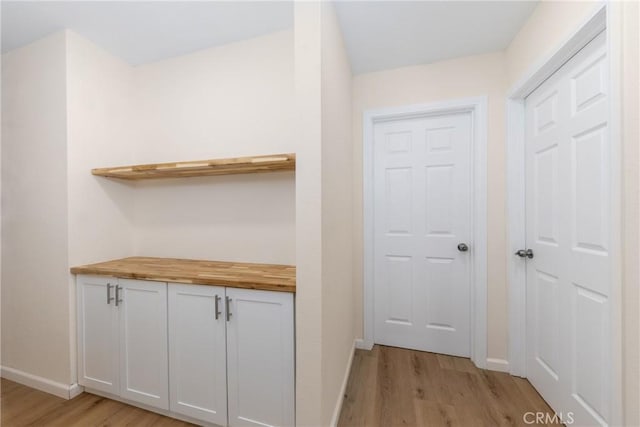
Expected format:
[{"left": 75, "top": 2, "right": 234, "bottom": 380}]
[
  {"left": 77, "top": 275, "right": 119, "bottom": 395},
  {"left": 118, "top": 279, "right": 169, "bottom": 410},
  {"left": 226, "top": 288, "right": 294, "bottom": 427},
  {"left": 168, "top": 283, "right": 227, "bottom": 425}
]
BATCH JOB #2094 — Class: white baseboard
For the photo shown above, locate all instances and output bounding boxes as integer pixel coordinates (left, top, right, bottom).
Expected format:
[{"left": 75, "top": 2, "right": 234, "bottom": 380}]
[
  {"left": 69, "top": 382, "right": 84, "bottom": 399},
  {"left": 354, "top": 338, "right": 372, "bottom": 350},
  {"left": 1, "top": 366, "right": 83, "bottom": 399},
  {"left": 330, "top": 340, "right": 357, "bottom": 427},
  {"left": 486, "top": 358, "right": 510, "bottom": 373}
]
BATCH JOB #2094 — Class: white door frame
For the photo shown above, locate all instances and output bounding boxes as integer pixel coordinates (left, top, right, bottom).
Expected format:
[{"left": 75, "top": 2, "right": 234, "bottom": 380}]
[
  {"left": 506, "top": 3, "right": 623, "bottom": 424},
  {"left": 361, "top": 97, "right": 488, "bottom": 369}
]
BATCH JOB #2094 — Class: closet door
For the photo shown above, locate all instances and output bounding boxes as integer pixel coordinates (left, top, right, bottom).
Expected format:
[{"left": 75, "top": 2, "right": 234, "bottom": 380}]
[
  {"left": 226, "top": 288, "right": 294, "bottom": 427},
  {"left": 524, "top": 31, "right": 612, "bottom": 426},
  {"left": 118, "top": 279, "right": 169, "bottom": 410},
  {"left": 77, "top": 275, "right": 119, "bottom": 395},
  {"left": 168, "top": 283, "right": 227, "bottom": 425}
]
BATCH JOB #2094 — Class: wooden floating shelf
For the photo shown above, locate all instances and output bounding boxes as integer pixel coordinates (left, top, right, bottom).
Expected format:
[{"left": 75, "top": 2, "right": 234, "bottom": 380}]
[{"left": 92, "top": 153, "right": 296, "bottom": 180}]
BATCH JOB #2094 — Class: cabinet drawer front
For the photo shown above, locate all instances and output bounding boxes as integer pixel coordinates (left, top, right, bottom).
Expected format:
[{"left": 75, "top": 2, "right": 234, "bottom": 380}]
[
  {"left": 168, "top": 283, "right": 228, "bottom": 425},
  {"left": 77, "top": 275, "right": 119, "bottom": 394},
  {"left": 118, "top": 279, "right": 169, "bottom": 410},
  {"left": 226, "top": 288, "right": 294, "bottom": 427}
]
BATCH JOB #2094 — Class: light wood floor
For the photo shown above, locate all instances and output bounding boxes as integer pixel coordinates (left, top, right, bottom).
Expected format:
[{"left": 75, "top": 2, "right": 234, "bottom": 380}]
[
  {"left": 338, "top": 345, "right": 561, "bottom": 427},
  {"left": 0, "top": 379, "right": 194, "bottom": 427},
  {"left": 1, "top": 346, "right": 559, "bottom": 427}
]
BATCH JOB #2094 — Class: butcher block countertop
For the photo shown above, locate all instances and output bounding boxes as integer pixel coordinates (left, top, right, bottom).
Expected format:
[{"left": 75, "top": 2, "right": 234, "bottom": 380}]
[{"left": 70, "top": 257, "right": 296, "bottom": 293}]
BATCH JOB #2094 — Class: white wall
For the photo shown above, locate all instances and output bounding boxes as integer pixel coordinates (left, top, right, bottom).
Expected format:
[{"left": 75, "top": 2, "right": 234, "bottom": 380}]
[
  {"left": 352, "top": 52, "right": 509, "bottom": 361},
  {"left": 66, "top": 31, "right": 136, "bottom": 268},
  {"left": 293, "top": 3, "right": 324, "bottom": 425},
  {"left": 505, "top": 1, "right": 600, "bottom": 87},
  {"left": 320, "top": 3, "right": 354, "bottom": 426},
  {"left": 293, "top": 4, "right": 356, "bottom": 425},
  {"left": 1, "top": 32, "right": 71, "bottom": 384},
  {"left": 133, "top": 30, "right": 295, "bottom": 163},
  {"left": 132, "top": 30, "right": 295, "bottom": 264},
  {"left": 620, "top": 2, "right": 640, "bottom": 423}
]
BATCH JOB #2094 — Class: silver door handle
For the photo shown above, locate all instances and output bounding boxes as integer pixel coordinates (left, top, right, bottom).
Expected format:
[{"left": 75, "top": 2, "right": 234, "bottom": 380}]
[
  {"left": 115, "top": 285, "right": 123, "bottom": 306},
  {"left": 215, "top": 295, "right": 221, "bottom": 320},
  {"left": 107, "top": 283, "right": 114, "bottom": 304},
  {"left": 457, "top": 243, "right": 469, "bottom": 252},
  {"left": 226, "top": 296, "right": 232, "bottom": 322},
  {"left": 515, "top": 249, "right": 534, "bottom": 259}
]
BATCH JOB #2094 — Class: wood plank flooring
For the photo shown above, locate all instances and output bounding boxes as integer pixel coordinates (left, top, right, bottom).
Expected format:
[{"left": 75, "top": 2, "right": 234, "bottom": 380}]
[
  {"left": 338, "top": 345, "right": 561, "bottom": 427},
  {"left": 0, "top": 379, "right": 194, "bottom": 427},
  {"left": 2, "top": 346, "right": 559, "bottom": 427}
]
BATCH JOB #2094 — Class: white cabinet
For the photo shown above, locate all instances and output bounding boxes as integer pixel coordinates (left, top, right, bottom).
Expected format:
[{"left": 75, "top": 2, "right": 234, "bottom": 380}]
[
  {"left": 77, "top": 276, "right": 295, "bottom": 426},
  {"left": 118, "top": 279, "right": 169, "bottom": 410},
  {"left": 226, "top": 288, "right": 295, "bottom": 427},
  {"left": 77, "top": 275, "right": 119, "bottom": 395},
  {"left": 168, "top": 284, "right": 227, "bottom": 425},
  {"left": 76, "top": 275, "right": 168, "bottom": 410},
  {"left": 168, "top": 285, "right": 295, "bottom": 427}
]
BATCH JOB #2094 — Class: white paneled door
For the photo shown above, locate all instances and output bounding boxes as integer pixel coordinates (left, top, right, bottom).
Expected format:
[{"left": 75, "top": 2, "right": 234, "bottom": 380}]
[
  {"left": 524, "top": 31, "right": 611, "bottom": 426},
  {"left": 373, "top": 112, "right": 472, "bottom": 357}
]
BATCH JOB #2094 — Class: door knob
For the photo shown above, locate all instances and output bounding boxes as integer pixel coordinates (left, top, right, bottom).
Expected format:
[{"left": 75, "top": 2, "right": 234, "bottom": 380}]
[
  {"left": 515, "top": 249, "right": 534, "bottom": 259},
  {"left": 457, "top": 243, "right": 469, "bottom": 252}
]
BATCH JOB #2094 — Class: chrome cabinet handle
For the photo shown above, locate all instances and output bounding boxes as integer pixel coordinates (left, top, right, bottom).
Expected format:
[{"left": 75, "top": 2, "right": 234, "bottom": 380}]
[
  {"left": 515, "top": 249, "right": 534, "bottom": 259},
  {"left": 226, "top": 296, "right": 232, "bottom": 322},
  {"left": 107, "top": 283, "right": 114, "bottom": 304},
  {"left": 115, "top": 285, "right": 123, "bottom": 306},
  {"left": 215, "top": 295, "right": 221, "bottom": 320}
]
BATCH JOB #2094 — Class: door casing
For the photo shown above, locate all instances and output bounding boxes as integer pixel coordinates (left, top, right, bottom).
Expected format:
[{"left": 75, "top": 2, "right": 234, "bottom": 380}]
[
  {"left": 506, "top": 3, "right": 623, "bottom": 425},
  {"left": 361, "top": 97, "right": 489, "bottom": 370}
]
